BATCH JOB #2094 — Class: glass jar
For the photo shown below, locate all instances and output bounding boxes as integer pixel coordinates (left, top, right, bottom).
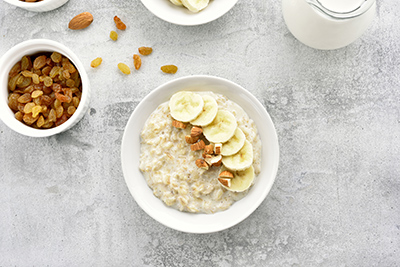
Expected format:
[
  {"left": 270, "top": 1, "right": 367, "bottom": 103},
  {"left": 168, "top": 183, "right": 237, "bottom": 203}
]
[{"left": 282, "top": 0, "right": 376, "bottom": 50}]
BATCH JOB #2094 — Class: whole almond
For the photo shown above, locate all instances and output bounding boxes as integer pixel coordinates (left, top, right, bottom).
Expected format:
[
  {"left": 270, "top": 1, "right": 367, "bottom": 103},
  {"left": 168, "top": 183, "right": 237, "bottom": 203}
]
[{"left": 69, "top": 12, "right": 94, "bottom": 30}]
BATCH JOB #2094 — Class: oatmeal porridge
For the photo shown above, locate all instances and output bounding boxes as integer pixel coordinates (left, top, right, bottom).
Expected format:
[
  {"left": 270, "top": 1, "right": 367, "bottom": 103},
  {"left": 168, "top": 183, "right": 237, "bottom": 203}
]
[{"left": 139, "top": 91, "right": 261, "bottom": 214}]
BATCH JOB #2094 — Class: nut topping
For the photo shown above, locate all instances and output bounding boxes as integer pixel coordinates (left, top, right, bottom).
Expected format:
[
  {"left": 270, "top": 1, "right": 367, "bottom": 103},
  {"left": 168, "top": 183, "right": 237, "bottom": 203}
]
[
  {"left": 190, "top": 140, "right": 206, "bottom": 151},
  {"left": 172, "top": 120, "right": 187, "bottom": 129},
  {"left": 195, "top": 159, "right": 209, "bottom": 170},
  {"left": 218, "top": 178, "right": 231, "bottom": 188},
  {"left": 204, "top": 144, "right": 214, "bottom": 154},
  {"left": 185, "top": 135, "right": 199, "bottom": 144},
  {"left": 191, "top": 126, "right": 203, "bottom": 137},
  {"left": 219, "top": 170, "right": 234, "bottom": 179},
  {"left": 214, "top": 143, "right": 222, "bottom": 155}
]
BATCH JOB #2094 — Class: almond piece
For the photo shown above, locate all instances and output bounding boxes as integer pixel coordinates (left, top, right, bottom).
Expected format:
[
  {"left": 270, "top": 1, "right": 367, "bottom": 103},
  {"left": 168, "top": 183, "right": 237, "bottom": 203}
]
[
  {"left": 68, "top": 12, "right": 94, "bottom": 30},
  {"left": 205, "top": 154, "right": 222, "bottom": 166},
  {"left": 196, "top": 159, "right": 209, "bottom": 170},
  {"left": 219, "top": 170, "right": 234, "bottom": 179},
  {"left": 191, "top": 140, "right": 205, "bottom": 151},
  {"left": 172, "top": 120, "right": 187, "bottom": 129},
  {"left": 214, "top": 143, "right": 222, "bottom": 155},
  {"left": 218, "top": 178, "right": 231, "bottom": 188},
  {"left": 204, "top": 144, "right": 214, "bottom": 154},
  {"left": 185, "top": 135, "right": 199, "bottom": 144},
  {"left": 191, "top": 126, "right": 203, "bottom": 137}
]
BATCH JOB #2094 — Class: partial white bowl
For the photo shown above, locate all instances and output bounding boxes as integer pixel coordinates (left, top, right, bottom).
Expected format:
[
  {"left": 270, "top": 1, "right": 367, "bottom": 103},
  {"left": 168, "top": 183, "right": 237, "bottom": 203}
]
[
  {"left": 140, "top": 0, "right": 238, "bottom": 26},
  {"left": 0, "top": 39, "right": 90, "bottom": 137},
  {"left": 2, "top": 0, "right": 69, "bottom": 12},
  {"left": 121, "top": 75, "right": 279, "bottom": 233}
]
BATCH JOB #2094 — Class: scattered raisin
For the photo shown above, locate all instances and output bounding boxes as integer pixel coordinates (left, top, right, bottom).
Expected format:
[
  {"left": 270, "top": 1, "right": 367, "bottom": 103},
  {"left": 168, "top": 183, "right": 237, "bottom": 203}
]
[
  {"left": 161, "top": 65, "right": 178, "bottom": 74},
  {"left": 138, "top": 47, "right": 153, "bottom": 56},
  {"left": 110, "top": 31, "right": 118, "bottom": 41},
  {"left": 133, "top": 54, "right": 141, "bottom": 70},
  {"left": 114, "top": 16, "right": 126, "bottom": 30},
  {"left": 118, "top": 63, "right": 131, "bottom": 75}
]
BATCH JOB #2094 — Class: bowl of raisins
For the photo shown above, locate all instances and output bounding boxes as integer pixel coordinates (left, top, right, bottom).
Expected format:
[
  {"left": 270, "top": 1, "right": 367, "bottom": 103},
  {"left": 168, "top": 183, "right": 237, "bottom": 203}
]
[
  {"left": 2, "top": 0, "right": 69, "bottom": 12},
  {"left": 0, "top": 39, "right": 90, "bottom": 137}
]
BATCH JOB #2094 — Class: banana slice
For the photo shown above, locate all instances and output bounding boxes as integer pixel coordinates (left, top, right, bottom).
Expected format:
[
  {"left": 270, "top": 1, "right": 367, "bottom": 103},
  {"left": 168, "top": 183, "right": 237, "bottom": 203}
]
[
  {"left": 222, "top": 140, "right": 253, "bottom": 171},
  {"left": 203, "top": 110, "right": 237, "bottom": 143},
  {"left": 169, "top": 91, "right": 204, "bottom": 122},
  {"left": 218, "top": 166, "right": 255, "bottom": 192},
  {"left": 181, "top": 0, "right": 209, "bottom": 12},
  {"left": 221, "top": 127, "right": 246, "bottom": 156},
  {"left": 169, "top": 0, "right": 183, "bottom": 6},
  {"left": 190, "top": 95, "right": 218, "bottom": 126}
]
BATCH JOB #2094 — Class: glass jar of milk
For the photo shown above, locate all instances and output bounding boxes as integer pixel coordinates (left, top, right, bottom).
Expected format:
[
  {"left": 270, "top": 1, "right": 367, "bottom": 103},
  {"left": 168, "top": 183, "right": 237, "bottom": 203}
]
[{"left": 282, "top": 0, "right": 376, "bottom": 50}]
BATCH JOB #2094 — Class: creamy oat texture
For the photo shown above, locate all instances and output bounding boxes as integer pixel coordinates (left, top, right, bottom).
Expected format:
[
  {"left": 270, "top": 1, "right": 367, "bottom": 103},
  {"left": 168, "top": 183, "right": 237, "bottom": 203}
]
[{"left": 139, "top": 91, "right": 261, "bottom": 214}]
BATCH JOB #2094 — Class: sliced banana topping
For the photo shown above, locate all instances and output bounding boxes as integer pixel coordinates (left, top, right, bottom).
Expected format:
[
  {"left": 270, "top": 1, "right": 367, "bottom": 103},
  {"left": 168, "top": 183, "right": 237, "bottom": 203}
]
[
  {"left": 221, "top": 140, "right": 253, "bottom": 171},
  {"left": 218, "top": 166, "right": 255, "bottom": 192},
  {"left": 169, "top": 91, "right": 204, "bottom": 122},
  {"left": 190, "top": 95, "right": 218, "bottom": 127},
  {"left": 203, "top": 110, "right": 237, "bottom": 143},
  {"left": 221, "top": 127, "right": 246, "bottom": 156}
]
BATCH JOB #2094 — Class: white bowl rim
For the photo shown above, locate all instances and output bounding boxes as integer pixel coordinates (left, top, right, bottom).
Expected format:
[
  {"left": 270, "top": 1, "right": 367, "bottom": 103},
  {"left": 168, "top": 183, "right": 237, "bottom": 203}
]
[
  {"left": 3, "top": 0, "right": 63, "bottom": 8},
  {"left": 140, "top": 0, "right": 239, "bottom": 26},
  {"left": 0, "top": 39, "right": 90, "bottom": 137},
  {"left": 121, "top": 75, "right": 280, "bottom": 233}
]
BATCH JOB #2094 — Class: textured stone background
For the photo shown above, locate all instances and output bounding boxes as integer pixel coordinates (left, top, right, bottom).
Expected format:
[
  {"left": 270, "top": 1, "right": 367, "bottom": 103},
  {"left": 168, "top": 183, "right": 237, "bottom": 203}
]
[{"left": 1, "top": 0, "right": 399, "bottom": 266}]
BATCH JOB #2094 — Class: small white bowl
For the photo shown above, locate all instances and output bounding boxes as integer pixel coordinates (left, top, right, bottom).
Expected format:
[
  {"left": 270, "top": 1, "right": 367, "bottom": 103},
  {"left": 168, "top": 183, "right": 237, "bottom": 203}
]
[
  {"left": 121, "top": 75, "right": 279, "bottom": 233},
  {"left": 141, "top": 0, "right": 239, "bottom": 26},
  {"left": 0, "top": 39, "right": 90, "bottom": 137},
  {"left": 2, "top": 0, "right": 69, "bottom": 12}
]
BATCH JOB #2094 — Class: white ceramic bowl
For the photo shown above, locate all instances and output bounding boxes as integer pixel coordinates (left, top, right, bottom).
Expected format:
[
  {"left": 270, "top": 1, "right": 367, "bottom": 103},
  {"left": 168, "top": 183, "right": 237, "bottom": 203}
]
[
  {"left": 2, "top": 0, "right": 69, "bottom": 12},
  {"left": 0, "top": 39, "right": 90, "bottom": 137},
  {"left": 121, "top": 75, "right": 279, "bottom": 233},
  {"left": 141, "top": 0, "right": 239, "bottom": 26}
]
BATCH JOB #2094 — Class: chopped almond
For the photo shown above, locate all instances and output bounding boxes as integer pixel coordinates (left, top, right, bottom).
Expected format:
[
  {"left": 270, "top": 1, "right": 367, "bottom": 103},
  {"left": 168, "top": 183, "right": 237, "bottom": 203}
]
[
  {"left": 191, "top": 126, "right": 203, "bottom": 137},
  {"left": 191, "top": 140, "right": 205, "bottom": 151},
  {"left": 218, "top": 178, "right": 231, "bottom": 188},
  {"left": 214, "top": 143, "right": 222, "bottom": 155},
  {"left": 172, "top": 120, "right": 186, "bottom": 129},
  {"left": 204, "top": 144, "right": 214, "bottom": 154},
  {"left": 195, "top": 159, "right": 209, "bottom": 170},
  {"left": 185, "top": 135, "right": 199, "bottom": 144},
  {"left": 219, "top": 170, "right": 234, "bottom": 179},
  {"left": 205, "top": 154, "right": 222, "bottom": 166}
]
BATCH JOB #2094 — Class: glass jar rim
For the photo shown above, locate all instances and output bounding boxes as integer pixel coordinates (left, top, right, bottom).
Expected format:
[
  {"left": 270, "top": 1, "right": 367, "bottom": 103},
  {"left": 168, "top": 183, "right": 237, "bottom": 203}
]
[{"left": 306, "top": 0, "right": 376, "bottom": 19}]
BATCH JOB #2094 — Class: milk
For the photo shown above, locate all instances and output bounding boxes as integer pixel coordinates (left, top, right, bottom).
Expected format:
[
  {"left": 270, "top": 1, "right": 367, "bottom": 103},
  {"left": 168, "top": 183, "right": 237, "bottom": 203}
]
[{"left": 282, "top": 0, "right": 376, "bottom": 50}]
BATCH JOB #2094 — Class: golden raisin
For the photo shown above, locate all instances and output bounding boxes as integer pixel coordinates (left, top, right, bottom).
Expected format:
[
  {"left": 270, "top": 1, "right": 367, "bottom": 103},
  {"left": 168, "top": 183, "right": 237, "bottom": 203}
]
[
  {"left": 9, "top": 62, "right": 21, "bottom": 77},
  {"left": 33, "top": 55, "right": 47, "bottom": 70},
  {"left": 31, "top": 105, "right": 42, "bottom": 118},
  {"left": 36, "top": 115, "right": 45, "bottom": 128},
  {"left": 67, "top": 106, "right": 76, "bottom": 115},
  {"left": 110, "top": 31, "right": 118, "bottom": 41},
  {"left": 66, "top": 79, "right": 75, "bottom": 88},
  {"left": 18, "top": 93, "right": 32, "bottom": 104},
  {"left": 133, "top": 54, "right": 141, "bottom": 70},
  {"left": 31, "top": 90, "right": 44, "bottom": 99},
  {"left": 48, "top": 109, "right": 57, "bottom": 122},
  {"left": 90, "top": 57, "right": 102, "bottom": 68},
  {"left": 21, "top": 56, "right": 32, "bottom": 71},
  {"left": 23, "top": 113, "right": 38, "bottom": 125},
  {"left": 51, "top": 52, "right": 62, "bottom": 63},
  {"left": 42, "top": 66, "right": 52, "bottom": 76},
  {"left": 15, "top": 111, "right": 23, "bottom": 121},
  {"left": 118, "top": 63, "right": 131, "bottom": 75},
  {"left": 161, "top": 65, "right": 178, "bottom": 74},
  {"left": 114, "top": 16, "right": 126, "bottom": 30},
  {"left": 23, "top": 102, "right": 35, "bottom": 114},
  {"left": 32, "top": 74, "right": 40, "bottom": 84},
  {"left": 138, "top": 47, "right": 153, "bottom": 56},
  {"left": 43, "top": 77, "right": 53, "bottom": 87}
]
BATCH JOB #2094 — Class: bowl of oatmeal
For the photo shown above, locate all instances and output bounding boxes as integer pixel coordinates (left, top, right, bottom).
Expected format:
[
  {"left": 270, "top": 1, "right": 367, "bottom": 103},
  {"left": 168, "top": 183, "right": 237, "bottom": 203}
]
[
  {"left": 121, "top": 75, "right": 279, "bottom": 233},
  {"left": 140, "top": 0, "right": 238, "bottom": 26}
]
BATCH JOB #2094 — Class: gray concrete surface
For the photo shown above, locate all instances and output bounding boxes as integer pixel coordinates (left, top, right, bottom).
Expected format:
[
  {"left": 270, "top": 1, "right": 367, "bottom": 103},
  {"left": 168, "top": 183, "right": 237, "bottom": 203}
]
[{"left": 1, "top": 0, "right": 399, "bottom": 266}]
